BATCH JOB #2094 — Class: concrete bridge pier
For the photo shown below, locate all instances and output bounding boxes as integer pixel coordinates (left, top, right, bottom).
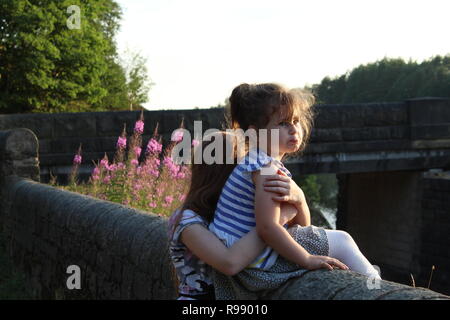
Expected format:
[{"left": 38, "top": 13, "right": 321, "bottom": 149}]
[{"left": 337, "top": 170, "right": 450, "bottom": 295}]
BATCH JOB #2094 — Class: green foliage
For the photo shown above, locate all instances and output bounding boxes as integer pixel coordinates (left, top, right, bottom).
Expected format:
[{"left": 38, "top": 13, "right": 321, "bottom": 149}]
[
  {"left": 0, "top": 0, "right": 150, "bottom": 113},
  {"left": 314, "top": 174, "right": 338, "bottom": 209},
  {"left": 121, "top": 50, "right": 152, "bottom": 110},
  {"left": 94, "top": 57, "right": 129, "bottom": 110},
  {"left": 293, "top": 175, "right": 321, "bottom": 206},
  {"left": 312, "top": 55, "right": 450, "bottom": 104},
  {"left": 293, "top": 174, "right": 338, "bottom": 211}
]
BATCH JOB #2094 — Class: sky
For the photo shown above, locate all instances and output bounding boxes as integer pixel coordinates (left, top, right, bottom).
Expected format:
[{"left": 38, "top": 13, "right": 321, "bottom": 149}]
[{"left": 115, "top": 0, "right": 450, "bottom": 110}]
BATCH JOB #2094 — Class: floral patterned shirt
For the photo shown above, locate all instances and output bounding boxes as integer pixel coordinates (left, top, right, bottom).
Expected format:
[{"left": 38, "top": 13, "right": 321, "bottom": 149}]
[{"left": 167, "top": 209, "right": 214, "bottom": 300}]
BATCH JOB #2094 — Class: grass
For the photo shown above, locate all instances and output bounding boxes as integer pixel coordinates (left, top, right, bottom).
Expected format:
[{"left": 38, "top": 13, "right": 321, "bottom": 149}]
[{"left": 0, "top": 233, "right": 34, "bottom": 300}]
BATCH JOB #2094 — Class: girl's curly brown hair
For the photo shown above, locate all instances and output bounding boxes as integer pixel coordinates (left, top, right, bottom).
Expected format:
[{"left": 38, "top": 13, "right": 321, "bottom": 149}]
[{"left": 225, "top": 82, "right": 316, "bottom": 156}]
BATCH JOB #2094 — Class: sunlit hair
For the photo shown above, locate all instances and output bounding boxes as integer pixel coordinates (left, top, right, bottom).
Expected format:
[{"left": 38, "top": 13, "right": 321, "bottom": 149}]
[
  {"left": 176, "top": 131, "right": 237, "bottom": 225},
  {"left": 169, "top": 131, "right": 237, "bottom": 297},
  {"left": 225, "top": 82, "right": 316, "bottom": 155}
]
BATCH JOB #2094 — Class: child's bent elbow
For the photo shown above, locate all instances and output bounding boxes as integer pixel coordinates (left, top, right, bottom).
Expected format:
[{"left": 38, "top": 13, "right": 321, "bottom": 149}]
[
  {"left": 256, "top": 224, "right": 274, "bottom": 240},
  {"left": 223, "top": 266, "right": 240, "bottom": 276},
  {"left": 218, "top": 262, "right": 240, "bottom": 276}
]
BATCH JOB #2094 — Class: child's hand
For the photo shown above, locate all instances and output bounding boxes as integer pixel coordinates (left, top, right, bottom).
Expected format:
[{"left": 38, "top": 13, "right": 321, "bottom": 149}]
[
  {"left": 263, "top": 170, "right": 305, "bottom": 207},
  {"left": 304, "top": 255, "right": 349, "bottom": 271}
]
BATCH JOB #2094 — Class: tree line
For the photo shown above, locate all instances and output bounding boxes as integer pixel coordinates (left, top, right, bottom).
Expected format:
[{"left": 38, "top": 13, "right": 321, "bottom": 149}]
[{"left": 309, "top": 55, "right": 450, "bottom": 104}]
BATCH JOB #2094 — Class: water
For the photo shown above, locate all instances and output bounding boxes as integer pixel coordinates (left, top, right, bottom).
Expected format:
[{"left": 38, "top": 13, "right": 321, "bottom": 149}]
[{"left": 316, "top": 204, "right": 337, "bottom": 229}]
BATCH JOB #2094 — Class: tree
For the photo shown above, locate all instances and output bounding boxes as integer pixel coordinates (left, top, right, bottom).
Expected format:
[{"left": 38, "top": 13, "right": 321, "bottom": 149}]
[
  {"left": 94, "top": 57, "right": 129, "bottom": 111},
  {"left": 293, "top": 175, "right": 321, "bottom": 206},
  {"left": 0, "top": 0, "right": 125, "bottom": 113},
  {"left": 120, "top": 50, "right": 152, "bottom": 110}
]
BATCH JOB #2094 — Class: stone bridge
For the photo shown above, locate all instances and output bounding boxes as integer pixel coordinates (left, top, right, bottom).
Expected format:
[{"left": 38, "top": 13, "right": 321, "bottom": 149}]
[{"left": 0, "top": 97, "right": 449, "bottom": 296}]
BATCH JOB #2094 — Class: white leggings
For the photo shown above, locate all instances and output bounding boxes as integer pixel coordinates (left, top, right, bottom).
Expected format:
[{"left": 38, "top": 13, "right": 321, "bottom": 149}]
[{"left": 324, "top": 229, "right": 381, "bottom": 280}]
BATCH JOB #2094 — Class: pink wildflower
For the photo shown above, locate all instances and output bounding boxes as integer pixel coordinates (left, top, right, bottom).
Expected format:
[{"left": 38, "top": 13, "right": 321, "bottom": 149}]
[
  {"left": 134, "top": 146, "right": 142, "bottom": 158},
  {"left": 171, "top": 129, "right": 184, "bottom": 142},
  {"left": 179, "top": 194, "right": 186, "bottom": 202},
  {"left": 117, "top": 136, "right": 127, "bottom": 149},
  {"left": 177, "top": 171, "right": 186, "bottom": 179},
  {"left": 164, "top": 156, "right": 180, "bottom": 177},
  {"left": 150, "top": 169, "right": 159, "bottom": 177},
  {"left": 165, "top": 195, "right": 174, "bottom": 204},
  {"left": 131, "top": 159, "right": 139, "bottom": 166},
  {"left": 103, "top": 176, "right": 111, "bottom": 184},
  {"left": 192, "top": 139, "right": 200, "bottom": 147},
  {"left": 148, "top": 202, "right": 157, "bottom": 208},
  {"left": 163, "top": 156, "right": 173, "bottom": 167},
  {"left": 134, "top": 120, "right": 144, "bottom": 134},
  {"left": 93, "top": 167, "right": 100, "bottom": 176},
  {"left": 100, "top": 158, "right": 109, "bottom": 169},
  {"left": 153, "top": 158, "right": 161, "bottom": 167},
  {"left": 73, "top": 154, "right": 82, "bottom": 165},
  {"left": 146, "top": 138, "right": 162, "bottom": 155}
]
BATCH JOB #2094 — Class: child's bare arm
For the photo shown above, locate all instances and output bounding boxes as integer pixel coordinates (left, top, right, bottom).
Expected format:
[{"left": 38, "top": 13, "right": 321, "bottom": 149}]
[
  {"left": 181, "top": 224, "right": 265, "bottom": 276},
  {"left": 289, "top": 198, "right": 311, "bottom": 227},
  {"left": 253, "top": 166, "right": 348, "bottom": 271},
  {"left": 279, "top": 202, "right": 298, "bottom": 226},
  {"left": 263, "top": 172, "right": 311, "bottom": 226},
  {"left": 253, "top": 167, "right": 312, "bottom": 268}
]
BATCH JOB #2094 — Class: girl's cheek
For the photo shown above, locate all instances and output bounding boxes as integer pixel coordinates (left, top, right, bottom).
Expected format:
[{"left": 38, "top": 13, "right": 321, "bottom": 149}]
[{"left": 298, "top": 125, "right": 304, "bottom": 136}]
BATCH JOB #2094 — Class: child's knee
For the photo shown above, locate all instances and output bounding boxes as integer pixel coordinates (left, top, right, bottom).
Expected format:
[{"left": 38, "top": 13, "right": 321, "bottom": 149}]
[{"left": 336, "top": 230, "right": 355, "bottom": 245}]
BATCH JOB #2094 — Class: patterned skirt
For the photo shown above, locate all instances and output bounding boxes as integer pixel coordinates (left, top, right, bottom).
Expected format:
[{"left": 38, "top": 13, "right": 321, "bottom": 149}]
[{"left": 213, "top": 224, "right": 329, "bottom": 300}]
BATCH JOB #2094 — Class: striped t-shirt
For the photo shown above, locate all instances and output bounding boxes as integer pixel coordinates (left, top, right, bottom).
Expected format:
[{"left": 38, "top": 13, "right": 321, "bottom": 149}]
[{"left": 209, "top": 148, "right": 292, "bottom": 270}]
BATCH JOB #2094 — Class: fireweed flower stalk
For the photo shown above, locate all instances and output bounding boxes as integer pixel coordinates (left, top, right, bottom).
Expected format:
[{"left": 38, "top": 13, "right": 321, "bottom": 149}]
[
  {"left": 154, "top": 137, "right": 191, "bottom": 214},
  {"left": 123, "top": 112, "right": 146, "bottom": 205},
  {"left": 65, "top": 117, "right": 190, "bottom": 216},
  {"left": 114, "top": 124, "right": 127, "bottom": 165},
  {"left": 127, "top": 110, "right": 145, "bottom": 162},
  {"left": 118, "top": 111, "right": 147, "bottom": 204},
  {"left": 68, "top": 144, "right": 82, "bottom": 188}
]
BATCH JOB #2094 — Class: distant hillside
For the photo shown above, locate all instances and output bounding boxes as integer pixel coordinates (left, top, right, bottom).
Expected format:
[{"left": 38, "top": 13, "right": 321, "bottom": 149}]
[{"left": 309, "top": 55, "right": 450, "bottom": 104}]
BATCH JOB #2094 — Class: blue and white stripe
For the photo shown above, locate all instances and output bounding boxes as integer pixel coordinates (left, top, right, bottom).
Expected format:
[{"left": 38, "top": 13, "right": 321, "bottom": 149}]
[{"left": 209, "top": 149, "right": 292, "bottom": 270}]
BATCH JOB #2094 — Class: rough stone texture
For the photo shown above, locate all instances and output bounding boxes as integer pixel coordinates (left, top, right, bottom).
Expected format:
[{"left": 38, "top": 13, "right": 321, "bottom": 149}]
[
  {"left": 0, "top": 128, "right": 40, "bottom": 182},
  {"left": 0, "top": 176, "right": 176, "bottom": 299},
  {"left": 269, "top": 269, "right": 450, "bottom": 300}
]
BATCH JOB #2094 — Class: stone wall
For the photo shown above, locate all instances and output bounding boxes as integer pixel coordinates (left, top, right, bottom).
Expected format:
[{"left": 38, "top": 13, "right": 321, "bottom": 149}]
[
  {"left": 1, "top": 177, "right": 175, "bottom": 299},
  {"left": 337, "top": 171, "right": 450, "bottom": 295},
  {"left": 1, "top": 128, "right": 449, "bottom": 299}
]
